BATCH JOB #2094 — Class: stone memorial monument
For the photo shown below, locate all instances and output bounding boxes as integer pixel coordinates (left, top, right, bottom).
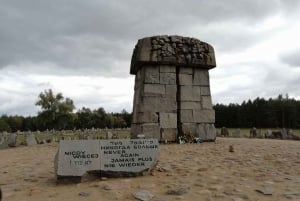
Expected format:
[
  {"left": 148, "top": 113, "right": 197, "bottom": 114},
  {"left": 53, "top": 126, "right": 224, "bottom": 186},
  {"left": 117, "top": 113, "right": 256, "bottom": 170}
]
[
  {"left": 130, "top": 35, "right": 216, "bottom": 142},
  {"left": 54, "top": 139, "right": 159, "bottom": 180}
]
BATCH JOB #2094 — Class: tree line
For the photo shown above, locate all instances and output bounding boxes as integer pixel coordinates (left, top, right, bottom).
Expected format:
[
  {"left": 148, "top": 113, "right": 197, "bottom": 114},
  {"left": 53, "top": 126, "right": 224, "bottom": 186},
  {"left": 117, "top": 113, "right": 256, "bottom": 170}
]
[
  {"left": 0, "top": 89, "right": 132, "bottom": 132},
  {"left": 1, "top": 90, "right": 299, "bottom": 132},
  {"left": 214, "top": 94, "right": 300, "bottom": 128}
]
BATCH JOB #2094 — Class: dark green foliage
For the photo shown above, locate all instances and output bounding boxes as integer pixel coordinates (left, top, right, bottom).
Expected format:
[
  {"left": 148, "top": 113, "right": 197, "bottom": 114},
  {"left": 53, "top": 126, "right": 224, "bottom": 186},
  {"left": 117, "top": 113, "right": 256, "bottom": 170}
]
[
  {"left": 0, "top": 117, "right": 11, "bottom": 132},
  {"left": 0, "top": 107, "right": 132, "bottom": 132},
  {"left": 214, "top": 94, "right": 300, "bottom": 128},
  {"left": 74, "top": 108, "right": 131, "bottom": 129}
]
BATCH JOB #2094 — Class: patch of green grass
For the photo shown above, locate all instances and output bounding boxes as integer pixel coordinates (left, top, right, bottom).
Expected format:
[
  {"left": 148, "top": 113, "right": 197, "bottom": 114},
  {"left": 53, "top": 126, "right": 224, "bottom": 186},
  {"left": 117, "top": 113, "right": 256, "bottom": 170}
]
[
  {"left": 293, "top": 129, "right": 300, "bottom": 136},
  {"left": 16, "top": 135, "right": 25, "bottom": 144}
]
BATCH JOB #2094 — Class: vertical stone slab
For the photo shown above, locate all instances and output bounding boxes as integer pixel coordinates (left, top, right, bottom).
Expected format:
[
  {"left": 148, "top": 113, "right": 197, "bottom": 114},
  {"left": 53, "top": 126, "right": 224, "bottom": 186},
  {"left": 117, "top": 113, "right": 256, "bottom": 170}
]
[
  {"left": 144, "top": 84, "right": 165, "bottom": 96},
  {"left": 179, "top": 67, "right": 193, "bottom": 74},
  {"left": 178, "top": 73, "right": 193, "bottom": 85},
  {"left": 181, "top": 123, "right": 197, "bottom": 135},
  {"left": 161, "top": 128, "right": 177, "bottom": 141},
  {"left": 136, "top": 112, "right": 159, "bottom": 123},
  {"left": 25, "top": 134, "right": 37, "bottom": 146},
  {"left": 160, "top": 72, "right": 176, "bottom": 85},
  {"left": 0, "top": 134, "right": 8, "bottom": 149},
  {"left": 165, "top": 85, "right": 177, "bottom": 98},
  {"left": 8, "top": 133, "right": 17, "bottom": 147},
  {"left": 139, "top": 97, "right": 177, "bottom": 112},
  {"left": 194, "top": 109, "right": 215, "bottom": 123},
  {"left": 180, "top": 85, "right": 201, "bottom": 101},
  {"left": 130, "top": 124, "right": 142, "bottom": 139},
  {"left": 180, "top": 109, "right": 193, "bottom": 123},
  {"left": 180, "top": 101, "right": 201, "bottom": 110},
  {"left": 144, "top": 66, "right": 159, "bottom": 84},
  {"left": 193, "top": 69, "right": 209, "bottom": 86},
  {"left": 202, "top": 96, "right": 213, "bottom": 109},
  {"left": 200, "top": 87, "right": 211, "bottom": 95},
  {"left": 142, "top": 123, "right": 160, "bottom": 139},
  {"left": 159, "top": 65, "right": 176, "bottom": 73},
  {"left": 160, "top": 113, "right": 177, "bottom": 128},
  {"left": 196, "top": 124, "right": 216, "bottom": 141}
]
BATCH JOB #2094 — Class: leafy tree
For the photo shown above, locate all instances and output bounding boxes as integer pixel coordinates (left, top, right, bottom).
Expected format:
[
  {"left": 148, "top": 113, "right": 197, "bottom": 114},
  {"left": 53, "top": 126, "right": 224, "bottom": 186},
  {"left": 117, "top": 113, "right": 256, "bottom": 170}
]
[
  {"left": 91, "top": 108, "right": 114, "bottom": 129},
  {"left": 35, "top": 89, "right": 75, "bottom": 130},
  {"left": 113, "top": 116, "right": 127, "bottom": 128},
  {"left": 7, "top": 115, "right": 23, "bottom": 132},
  {"left": 121, "top": 109, "right": 132, "bottom": 127},
  {"left": 22, "top": 116, "right": 38, "bottom": 131},
  {"left": 95, "top": 107, "right": 107, "bottom": 128},
  {"left": 0, "top": 115, "right": 11, "bottom": 132},
  {"left": 75, "top": 107, "right": 93, "bottom": 129},
  {"left": 105, "top": 113, "right": 114, "bottom": 128}
]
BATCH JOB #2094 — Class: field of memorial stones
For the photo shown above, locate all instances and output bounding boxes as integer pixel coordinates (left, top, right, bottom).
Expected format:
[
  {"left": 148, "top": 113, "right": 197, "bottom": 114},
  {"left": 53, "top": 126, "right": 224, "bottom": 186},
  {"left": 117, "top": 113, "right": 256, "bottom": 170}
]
[
  {"left": 216, "top": 128, "right": 300, "bottom": 140},
  {"left": 0, "top": 129, "right": 131, "bottom": 149},
  {"left": 1, "top": 127, "right": 300, "bottom": 150},
  {"left": 0, "top": 136, "right": 299, "bottom": 201}
]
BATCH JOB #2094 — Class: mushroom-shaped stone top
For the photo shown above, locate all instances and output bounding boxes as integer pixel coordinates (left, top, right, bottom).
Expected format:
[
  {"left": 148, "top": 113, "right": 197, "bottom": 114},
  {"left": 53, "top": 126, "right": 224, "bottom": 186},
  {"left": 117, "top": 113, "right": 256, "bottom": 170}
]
[{"left": 130, "top": 35, "right": 216, "bottom": 75}]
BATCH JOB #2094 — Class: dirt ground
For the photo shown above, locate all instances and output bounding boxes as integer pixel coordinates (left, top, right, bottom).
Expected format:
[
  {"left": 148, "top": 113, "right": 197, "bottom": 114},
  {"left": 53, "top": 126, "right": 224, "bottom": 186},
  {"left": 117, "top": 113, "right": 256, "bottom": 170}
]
[{"left": 0, "top": 138, "right": 299, "bottom": 201}]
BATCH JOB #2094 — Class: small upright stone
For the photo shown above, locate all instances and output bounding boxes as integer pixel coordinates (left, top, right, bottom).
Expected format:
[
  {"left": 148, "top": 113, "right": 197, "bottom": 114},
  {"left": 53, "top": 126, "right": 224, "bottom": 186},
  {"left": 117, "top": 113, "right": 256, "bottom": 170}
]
[
  {"left": 8, "top": 133, "right": 17, "bottom": 147},
  {"left": 221, "top": 127, "right": 229, "bottom": 137},
  {"left": 229, "top": 145, "right": 234, "bottom": 152},
  {"left": 25, "top": 134, "right": 37, "bottom": 146},
  {"left": 106, "top": 131, "right": 113, "bottom": 139},
  {"left": 0, "top": 134, "right": 8, "bottom": 149}
]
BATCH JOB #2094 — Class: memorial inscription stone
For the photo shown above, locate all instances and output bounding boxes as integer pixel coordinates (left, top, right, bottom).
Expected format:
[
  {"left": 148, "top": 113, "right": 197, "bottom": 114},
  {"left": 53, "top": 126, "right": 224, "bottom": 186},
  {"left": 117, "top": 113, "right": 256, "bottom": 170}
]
[
  {"left": 100, "top": 139, "right": 159, "bottom": 177},
  {"left": 55, "top": 140, "right": 100, "bottom": 177},
  {"left": 54, "top": 139, "right": 159, "bottom": 180}
]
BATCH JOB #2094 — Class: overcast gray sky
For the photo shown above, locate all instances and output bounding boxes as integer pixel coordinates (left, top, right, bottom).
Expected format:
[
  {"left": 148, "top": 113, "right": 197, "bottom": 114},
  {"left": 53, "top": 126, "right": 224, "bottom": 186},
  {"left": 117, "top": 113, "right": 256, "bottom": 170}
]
[{"left": 1, "top": 0, "right": 300, "bottom": 116}]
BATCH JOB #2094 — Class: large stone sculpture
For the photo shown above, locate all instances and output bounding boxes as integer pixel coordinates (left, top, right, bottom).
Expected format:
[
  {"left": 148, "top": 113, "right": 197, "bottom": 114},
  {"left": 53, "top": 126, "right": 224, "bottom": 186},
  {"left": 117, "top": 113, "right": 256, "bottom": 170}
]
[{"left": 130, "top": 35, "right": 216, "bottom": 142}]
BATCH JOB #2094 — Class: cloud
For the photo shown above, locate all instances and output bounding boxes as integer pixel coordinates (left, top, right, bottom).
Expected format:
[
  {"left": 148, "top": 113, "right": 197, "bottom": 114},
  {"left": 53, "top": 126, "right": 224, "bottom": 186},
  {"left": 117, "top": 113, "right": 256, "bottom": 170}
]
[
  {"left": 0, "top": 0, "right": 294, "bottom": 71},
  {"left": 0, "top": 67, "right": 134, "bottom": 116},
  {"left": 211, "top": 57, "right": 300, "bottom": 105},
  {"left": 280, "top": 49, "right": 300, "bottom": 67}
]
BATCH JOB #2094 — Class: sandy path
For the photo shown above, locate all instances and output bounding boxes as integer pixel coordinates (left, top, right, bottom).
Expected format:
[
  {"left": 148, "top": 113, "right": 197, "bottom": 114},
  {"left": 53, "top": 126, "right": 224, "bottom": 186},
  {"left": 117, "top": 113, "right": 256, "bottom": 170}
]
[{"left": 0, "top": 138, "right": 299, "bottom": 201}]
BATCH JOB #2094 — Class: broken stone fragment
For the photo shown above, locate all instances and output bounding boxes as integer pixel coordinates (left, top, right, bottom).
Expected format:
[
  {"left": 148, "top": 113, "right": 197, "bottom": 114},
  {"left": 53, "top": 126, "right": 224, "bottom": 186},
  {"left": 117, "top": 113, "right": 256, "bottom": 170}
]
[{"left": 133, "top": 190, "right": 154, "bottom": 201}]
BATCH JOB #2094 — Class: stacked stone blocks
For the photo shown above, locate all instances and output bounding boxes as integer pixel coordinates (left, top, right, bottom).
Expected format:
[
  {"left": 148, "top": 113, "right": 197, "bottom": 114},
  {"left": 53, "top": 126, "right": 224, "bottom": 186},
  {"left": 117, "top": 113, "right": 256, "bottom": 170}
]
[
  {"left": 132, "top": 65, "right": 178, "bottom": 141},
  {"left": 130, "top": 35, "right": 216, "bottom": 142}
]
